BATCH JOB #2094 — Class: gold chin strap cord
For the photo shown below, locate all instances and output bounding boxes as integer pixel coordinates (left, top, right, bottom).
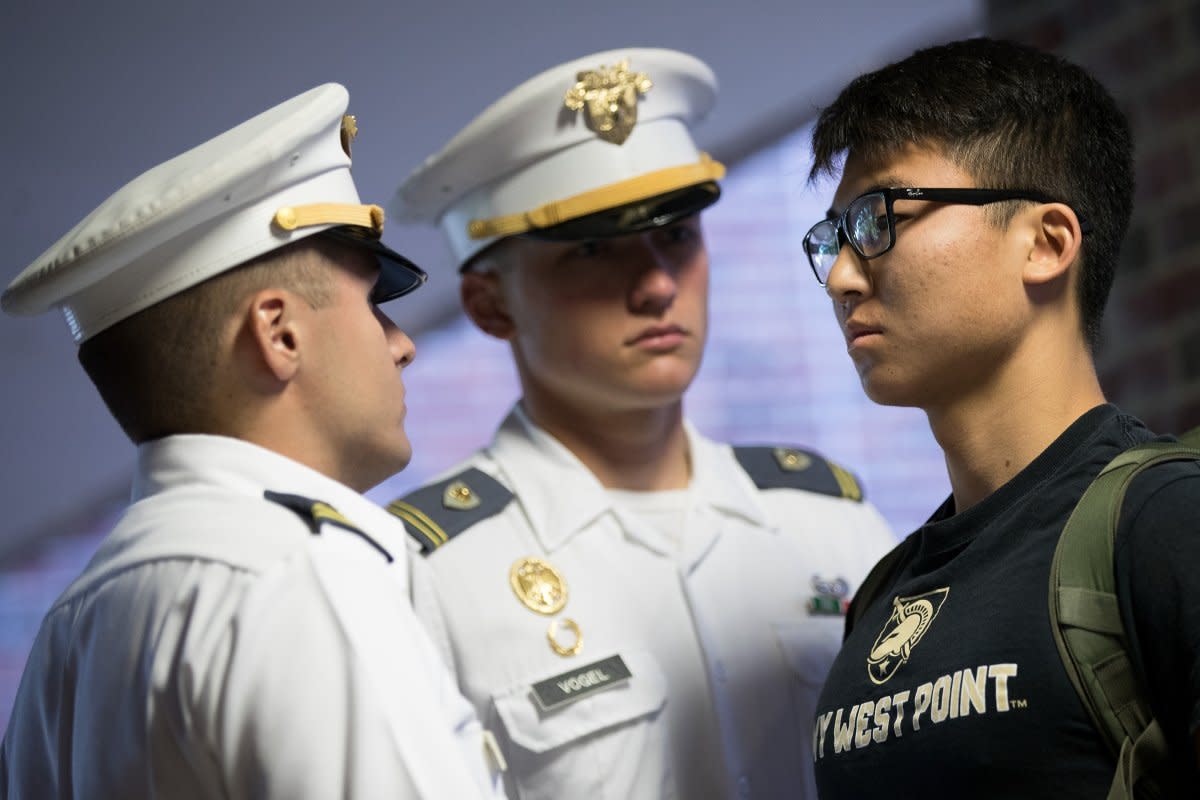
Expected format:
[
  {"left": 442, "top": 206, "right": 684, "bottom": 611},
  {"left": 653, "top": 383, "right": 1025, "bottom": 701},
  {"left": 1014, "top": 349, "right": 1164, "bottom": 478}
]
[
  {"left": 273, "top": 203, "right": 385, "bottom": 235},
  {"left": 467, "top": 155, "right": 726, "bottom": 240}
]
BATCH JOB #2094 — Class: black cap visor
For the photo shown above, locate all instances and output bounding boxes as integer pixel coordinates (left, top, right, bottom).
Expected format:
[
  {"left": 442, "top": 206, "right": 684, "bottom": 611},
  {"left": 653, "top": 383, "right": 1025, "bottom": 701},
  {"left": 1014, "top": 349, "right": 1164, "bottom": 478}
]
[{"left": 320, "top": 226, "right": 428, "bottom": 303}]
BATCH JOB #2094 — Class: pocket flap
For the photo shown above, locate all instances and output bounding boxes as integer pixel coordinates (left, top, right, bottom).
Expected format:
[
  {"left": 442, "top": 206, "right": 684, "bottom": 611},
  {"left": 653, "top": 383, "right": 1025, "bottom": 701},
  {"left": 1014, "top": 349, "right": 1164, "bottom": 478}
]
[{"left": 491, "top": 649, "right": 667, "bottom": 754}]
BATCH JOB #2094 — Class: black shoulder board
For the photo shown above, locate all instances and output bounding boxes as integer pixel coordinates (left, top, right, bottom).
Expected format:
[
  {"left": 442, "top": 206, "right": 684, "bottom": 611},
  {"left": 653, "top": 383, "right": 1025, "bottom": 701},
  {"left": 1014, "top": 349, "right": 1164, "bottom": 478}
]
[
  {"left": 263, "top": 490, "right": 393, "bottom": 563},
  {"left": 386, "top": 467, "right": 514, "bottom": 555},
  {"left": 733, "top": 446, "right": 864, "bottom": 502}
]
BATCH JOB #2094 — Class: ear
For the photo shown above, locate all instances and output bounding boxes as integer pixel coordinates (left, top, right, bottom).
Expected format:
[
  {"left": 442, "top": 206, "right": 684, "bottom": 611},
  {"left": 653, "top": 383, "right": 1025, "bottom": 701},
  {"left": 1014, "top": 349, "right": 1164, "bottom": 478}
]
[
  {"left": 244, "top": 289, "right": 303, "bottom": 382},
  {"left": 460, "top": 269, "right": 515, "bottom": 340},
  {"left": 1022, "top": 203, "right": 1084, "bottom": 286}
]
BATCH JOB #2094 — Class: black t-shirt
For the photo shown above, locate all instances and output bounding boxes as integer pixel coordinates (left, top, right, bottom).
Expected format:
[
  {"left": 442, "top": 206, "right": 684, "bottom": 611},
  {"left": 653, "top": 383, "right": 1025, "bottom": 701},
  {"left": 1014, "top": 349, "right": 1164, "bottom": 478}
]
[{"left": 812, "top": 405, "right": 1200, "bottom": 798}]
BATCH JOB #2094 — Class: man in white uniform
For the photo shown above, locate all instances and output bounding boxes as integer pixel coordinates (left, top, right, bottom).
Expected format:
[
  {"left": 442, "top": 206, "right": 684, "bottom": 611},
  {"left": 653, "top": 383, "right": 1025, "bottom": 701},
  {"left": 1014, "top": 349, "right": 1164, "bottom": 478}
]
[
  {"left": 388, "top": 49, "right": 896, "bottom": 799},
  {"left": 0, "top": 84, "right": 504, "bottom": 798}
]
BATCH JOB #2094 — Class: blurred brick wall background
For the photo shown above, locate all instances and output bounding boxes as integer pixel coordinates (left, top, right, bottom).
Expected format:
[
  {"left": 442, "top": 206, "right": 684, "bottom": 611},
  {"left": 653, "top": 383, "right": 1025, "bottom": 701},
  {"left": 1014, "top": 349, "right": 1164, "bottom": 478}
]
[{"left": 989, "top": 0, "right": 1200, "bottom": 430}]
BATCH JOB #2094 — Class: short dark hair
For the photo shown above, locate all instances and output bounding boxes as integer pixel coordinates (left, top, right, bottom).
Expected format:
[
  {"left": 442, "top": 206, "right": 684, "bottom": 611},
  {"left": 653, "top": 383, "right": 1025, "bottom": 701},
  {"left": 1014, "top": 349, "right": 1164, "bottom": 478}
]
[
  {"left": 79, "top": 238, "right": 334, "bottom": 443},
  {"left": 810, "top": 37, "right": 1134, "bottom": 348}
]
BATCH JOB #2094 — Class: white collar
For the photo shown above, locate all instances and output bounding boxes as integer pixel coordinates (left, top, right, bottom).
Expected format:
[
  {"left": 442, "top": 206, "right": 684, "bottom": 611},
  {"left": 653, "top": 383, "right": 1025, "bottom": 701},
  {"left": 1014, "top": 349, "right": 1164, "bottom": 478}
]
[
  {"left": 133, "top": 434, "right": 410, "bottom": 552},
  {"left": 485, "top": 405, "right": 768, "bottom": 553}
]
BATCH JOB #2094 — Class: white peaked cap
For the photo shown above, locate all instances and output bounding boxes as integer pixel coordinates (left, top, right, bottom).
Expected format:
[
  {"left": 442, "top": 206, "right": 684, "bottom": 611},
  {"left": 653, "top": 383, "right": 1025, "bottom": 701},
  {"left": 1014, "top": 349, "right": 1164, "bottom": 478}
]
[
  {"left": 3, "top": 83, "right": 425, "bottom": 342},
  {"left": 393, "top": 47, "right": 724, "bottom": 268}
]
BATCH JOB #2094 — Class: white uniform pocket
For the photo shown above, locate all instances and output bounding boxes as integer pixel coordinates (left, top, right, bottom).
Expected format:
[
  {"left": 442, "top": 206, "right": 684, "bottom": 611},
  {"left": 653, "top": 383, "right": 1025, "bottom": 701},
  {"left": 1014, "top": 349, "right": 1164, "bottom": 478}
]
[
  {"left": 772, "top": 619, "right": 846, "bottom": 795},
  {"left": 772, "top": 618, "right": 844, "bottom": 689},
  {"left": 490, "top": 649, "right": 672, "bottom": 800}
]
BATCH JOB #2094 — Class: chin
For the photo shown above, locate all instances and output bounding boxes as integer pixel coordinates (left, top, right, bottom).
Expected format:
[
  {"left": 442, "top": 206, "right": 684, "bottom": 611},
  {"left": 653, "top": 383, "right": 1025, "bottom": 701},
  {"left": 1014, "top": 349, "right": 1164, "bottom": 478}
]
[
  {"left": 858, "top": 367, "right": 923, "bottom": 409},
  {"left": 622, "top": 381, "right": 693, "bottom": 412},
  {"left": 391, "top": 441, "right": 414, "bottom": 473},
  {"left": 640, "top": 369, "right": 699, "bottom": 400},
  {"left": 864, "top": 381, "right": 926, "bottom": 410},
  {"left": 641, "top": 354, "right": 701, "bottom": 385}
]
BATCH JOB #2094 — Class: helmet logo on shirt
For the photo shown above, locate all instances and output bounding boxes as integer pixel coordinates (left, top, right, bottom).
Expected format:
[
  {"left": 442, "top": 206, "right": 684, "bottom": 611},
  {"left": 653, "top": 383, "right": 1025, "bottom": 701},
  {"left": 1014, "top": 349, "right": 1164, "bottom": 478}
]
[{"left": 867, "top": 587, "right": 949, "bottom": 684}]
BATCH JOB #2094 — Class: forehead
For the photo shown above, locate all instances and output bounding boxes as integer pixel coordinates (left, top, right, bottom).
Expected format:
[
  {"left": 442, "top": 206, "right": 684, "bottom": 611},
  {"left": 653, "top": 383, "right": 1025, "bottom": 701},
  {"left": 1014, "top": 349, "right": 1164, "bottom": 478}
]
[{"left": 832, "top": 144, "right": 976, "bottom": 210}]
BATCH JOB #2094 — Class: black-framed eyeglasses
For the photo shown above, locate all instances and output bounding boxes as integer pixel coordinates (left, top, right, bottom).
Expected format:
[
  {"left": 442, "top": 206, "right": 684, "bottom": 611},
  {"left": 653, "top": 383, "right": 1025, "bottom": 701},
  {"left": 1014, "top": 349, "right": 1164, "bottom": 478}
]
[{"left": 803, "top": 187, "right": 1091, "bottom": 286}]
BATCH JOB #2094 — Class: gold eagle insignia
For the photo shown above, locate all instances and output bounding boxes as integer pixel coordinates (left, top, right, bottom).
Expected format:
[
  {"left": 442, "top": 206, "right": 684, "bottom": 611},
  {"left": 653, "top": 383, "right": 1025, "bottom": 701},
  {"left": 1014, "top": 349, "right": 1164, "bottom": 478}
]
[{"left": 563, "top": 59, "right": 653, "bottom": 145}]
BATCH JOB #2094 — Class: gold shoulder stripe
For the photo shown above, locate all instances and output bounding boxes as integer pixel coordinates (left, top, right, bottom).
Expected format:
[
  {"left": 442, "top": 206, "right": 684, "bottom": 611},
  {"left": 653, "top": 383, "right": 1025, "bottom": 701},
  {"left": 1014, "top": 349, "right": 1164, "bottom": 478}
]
[
  {"left": 388, "top": 500, "right": 449, "bottom": 547},
  {"left": 829, "top": 462, "right": 863, "bottom": 502},
  {"left": 312, "top": 501, "right": 356, "bottom": 530},
  {"left": 263, "top": 490, "right": 393, "bottom": 563},
  {"left": 390, "top": 507, "right": 442, "bottom": 550}
]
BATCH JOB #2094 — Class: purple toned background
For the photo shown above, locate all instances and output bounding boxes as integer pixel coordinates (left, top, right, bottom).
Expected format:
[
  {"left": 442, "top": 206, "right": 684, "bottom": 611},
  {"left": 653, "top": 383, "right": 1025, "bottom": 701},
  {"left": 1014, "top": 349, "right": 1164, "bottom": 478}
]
[{"left": 0, "top": 123, "right": 950, "bottom": 730}]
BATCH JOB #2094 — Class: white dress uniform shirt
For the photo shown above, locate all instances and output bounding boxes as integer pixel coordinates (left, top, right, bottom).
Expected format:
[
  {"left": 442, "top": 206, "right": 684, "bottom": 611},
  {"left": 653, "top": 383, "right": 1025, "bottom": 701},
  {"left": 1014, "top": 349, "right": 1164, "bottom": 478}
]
[
  {"left": 402, "top": 407, "right": 895, "bottom": 800},
  {"left": 1, "top": 434, "right": 505, "bottom": 800}
]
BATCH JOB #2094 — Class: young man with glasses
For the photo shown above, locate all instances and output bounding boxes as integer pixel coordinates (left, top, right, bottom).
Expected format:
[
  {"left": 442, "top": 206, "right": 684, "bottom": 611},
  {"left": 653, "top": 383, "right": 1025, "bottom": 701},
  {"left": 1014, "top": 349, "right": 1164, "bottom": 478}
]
[
  {"left": 804, "top": 38, "right": 1199, "bottom": 797},
  {"left": 388, "top": 48, "right": 895, "bottom": 799}
]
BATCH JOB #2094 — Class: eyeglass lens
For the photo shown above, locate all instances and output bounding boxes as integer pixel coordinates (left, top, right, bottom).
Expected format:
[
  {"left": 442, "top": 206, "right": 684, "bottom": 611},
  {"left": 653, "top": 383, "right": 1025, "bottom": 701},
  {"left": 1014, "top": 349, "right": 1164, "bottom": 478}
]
[
  {"left": 806, "top": 192, "right": 894, "bottom": 283},
  {"left": 849, "top": 193, "right": 891, "bottom": 257}
]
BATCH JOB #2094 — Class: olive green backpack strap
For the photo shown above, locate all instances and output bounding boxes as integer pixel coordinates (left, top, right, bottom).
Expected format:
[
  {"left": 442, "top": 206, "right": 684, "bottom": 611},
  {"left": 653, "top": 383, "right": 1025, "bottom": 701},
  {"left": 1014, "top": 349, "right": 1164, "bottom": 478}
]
[{"left": 1049, "top": 428, "right": 1200, "bottom": 800}]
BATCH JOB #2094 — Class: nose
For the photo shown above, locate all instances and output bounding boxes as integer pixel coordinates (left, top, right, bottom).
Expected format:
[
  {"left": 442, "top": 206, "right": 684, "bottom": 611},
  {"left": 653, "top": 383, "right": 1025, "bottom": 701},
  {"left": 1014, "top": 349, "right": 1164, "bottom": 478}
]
[
  {"left": 824, "top": 243, "right": 872, "bottom": 307},
  {"left": 375, "top": 307, "right": 416, "bottom": 367},
  {"left": 628, "top": 237, "right": 679, "bottom": 315}
]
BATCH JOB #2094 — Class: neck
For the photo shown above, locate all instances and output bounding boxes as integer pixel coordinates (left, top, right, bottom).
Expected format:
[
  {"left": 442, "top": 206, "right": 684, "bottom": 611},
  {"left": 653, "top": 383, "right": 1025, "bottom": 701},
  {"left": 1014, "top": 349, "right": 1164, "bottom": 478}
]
[
  {"left": 927, "top": 336, "right": 1105, "bottom": 514},
  {"left": 520, "top": 395, "right": 691, "bottom": 491},
  {"left": 216, "top": 387, "right": 373, "bottom": 494}
]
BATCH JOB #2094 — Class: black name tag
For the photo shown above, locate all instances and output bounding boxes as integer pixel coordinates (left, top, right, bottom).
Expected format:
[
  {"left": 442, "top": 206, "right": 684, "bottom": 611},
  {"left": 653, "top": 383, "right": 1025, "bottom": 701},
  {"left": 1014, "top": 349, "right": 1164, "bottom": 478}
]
[{"left": 530, "top": 654, "right": 632, "bottom": 712}]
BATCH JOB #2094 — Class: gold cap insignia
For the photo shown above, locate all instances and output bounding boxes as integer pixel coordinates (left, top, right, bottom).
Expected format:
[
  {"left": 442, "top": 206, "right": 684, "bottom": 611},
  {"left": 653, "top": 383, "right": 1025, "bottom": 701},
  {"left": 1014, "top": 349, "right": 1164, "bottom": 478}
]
[
  {"left": 547, "top": 617, "right": 583, "bottom": 657},
  {"left": 867, "top": 588, "right": 949, "bottom": 684},
  {"left": 510, "top": 557, "right": 568, "bottom": 615},
  {"left": 340, "top": 114, "right": 358, "bottom": 157},
  {"left": 773, "top": 447, "right": 812, "bottom": 472},
  {"left": 563, "top": 59, "right": 653, "bottom": 145},
  {"left": 443, "top": 480, "right": 481, "bottom": 511}
]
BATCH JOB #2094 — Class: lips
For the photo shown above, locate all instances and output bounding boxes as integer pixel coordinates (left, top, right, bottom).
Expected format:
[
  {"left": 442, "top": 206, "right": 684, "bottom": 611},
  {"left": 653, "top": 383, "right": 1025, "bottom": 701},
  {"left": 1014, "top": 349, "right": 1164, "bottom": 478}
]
[
  {"left": 844, "top": 320, "right": 883, "bottom": 347},
  {"left": 625, "top": 324, "right": 688, "bottom": 347}
]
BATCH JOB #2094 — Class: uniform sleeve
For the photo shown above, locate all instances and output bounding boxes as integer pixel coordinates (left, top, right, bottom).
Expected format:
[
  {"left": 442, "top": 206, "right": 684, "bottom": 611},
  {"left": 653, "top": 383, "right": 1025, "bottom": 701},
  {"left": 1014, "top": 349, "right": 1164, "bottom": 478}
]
[
  {"left": 200, "top": 539, "right": 500, "bottom": 799},
  {"left": 1115, "top": 460, "right": 1200, "bottom": 779}
]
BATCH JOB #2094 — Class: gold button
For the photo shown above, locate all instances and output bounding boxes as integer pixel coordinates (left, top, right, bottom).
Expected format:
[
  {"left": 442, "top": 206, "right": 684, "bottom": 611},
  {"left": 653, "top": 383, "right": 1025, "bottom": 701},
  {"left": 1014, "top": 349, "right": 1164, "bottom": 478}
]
[
  {"left": 773, "top": 447, "right": 812, "bottom": 472},
  {"left": 274, "top": 207, "right": 298, "bottom": 230},
  {"left": 442, "top": 480, "right": 481, "bottom": 510},
  {"left": 547, "top": 617, "right": 583, "bottom": 657}
]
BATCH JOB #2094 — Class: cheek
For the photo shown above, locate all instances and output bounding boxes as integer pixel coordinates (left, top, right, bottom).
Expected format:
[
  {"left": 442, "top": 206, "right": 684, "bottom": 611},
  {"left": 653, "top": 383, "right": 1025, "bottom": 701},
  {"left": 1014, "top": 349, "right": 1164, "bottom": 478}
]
[
  {"left": 885, "top": 229, "right": 1001, "bottom": 323},
  {"left": 674, "top": 254, "right": 710, "bottom": 310},
  {"left": 513, "top": 303, "right": 599, "bottom": 368},
  {"left": 360, "top": 318, "right": 393, "bottom": 368},
  {"left": 685, "top": 261, "right": 710, "bottom": 299},
  {"left": 681, "top": 246, "right": 709, "bottom": 281}
]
